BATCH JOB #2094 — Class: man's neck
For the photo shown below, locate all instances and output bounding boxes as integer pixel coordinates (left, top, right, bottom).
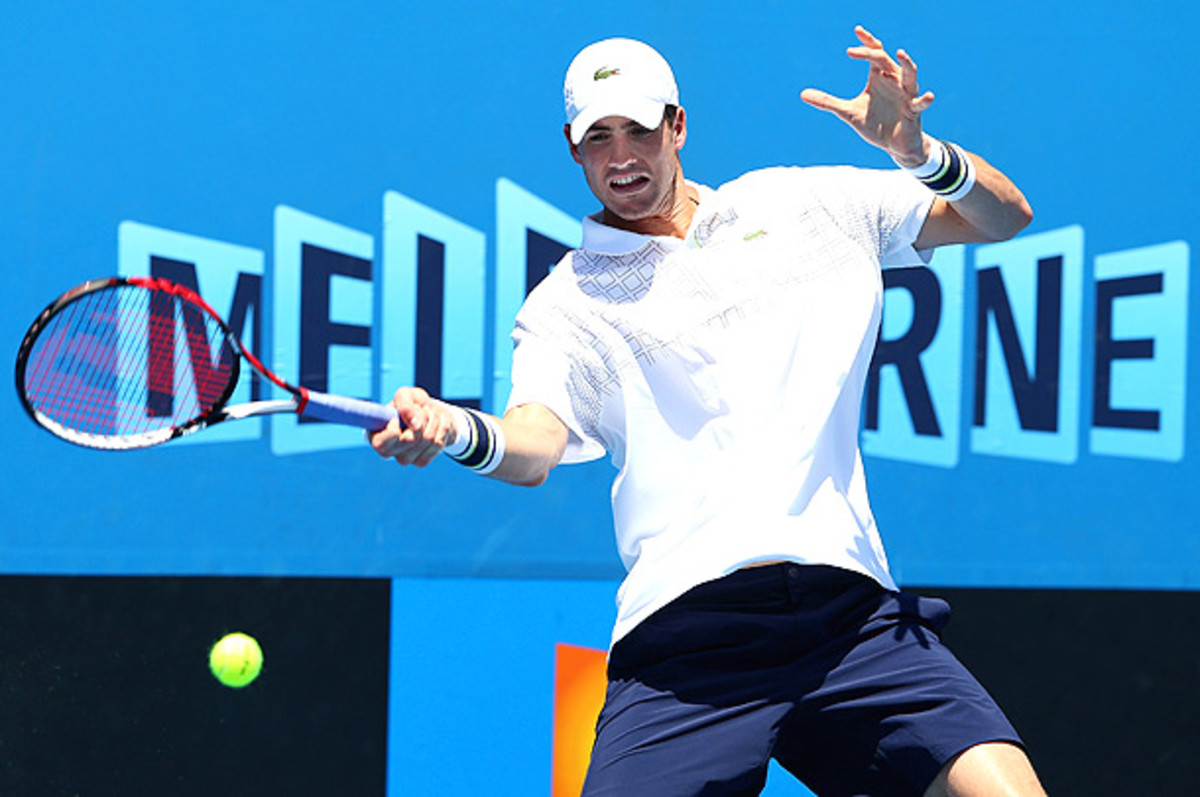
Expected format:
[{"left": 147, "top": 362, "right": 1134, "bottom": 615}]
[{"left": 601, "top": 175, "right": 699, "bottom": 239}]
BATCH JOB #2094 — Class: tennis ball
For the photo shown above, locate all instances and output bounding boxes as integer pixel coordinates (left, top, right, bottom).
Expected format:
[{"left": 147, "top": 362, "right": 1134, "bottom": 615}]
[{"left": 209, "top": 632, "right": 263, "bottom": 688}]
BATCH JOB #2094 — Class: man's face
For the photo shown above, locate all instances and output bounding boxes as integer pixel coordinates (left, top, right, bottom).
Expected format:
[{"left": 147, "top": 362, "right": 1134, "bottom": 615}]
[{"left": 567, "top": 110, "right": 687, "bottom": 230}]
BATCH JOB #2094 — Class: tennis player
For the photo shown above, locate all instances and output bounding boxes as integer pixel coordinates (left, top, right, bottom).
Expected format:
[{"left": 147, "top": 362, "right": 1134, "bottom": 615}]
[{"left": 371, "top": 27, "right": 1044, "bottom": 796}]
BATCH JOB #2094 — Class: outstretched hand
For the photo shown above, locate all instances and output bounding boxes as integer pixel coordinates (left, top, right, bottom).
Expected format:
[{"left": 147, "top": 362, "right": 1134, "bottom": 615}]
[{"left": 801, "top": 26, "right": 933, "bottom": 166}]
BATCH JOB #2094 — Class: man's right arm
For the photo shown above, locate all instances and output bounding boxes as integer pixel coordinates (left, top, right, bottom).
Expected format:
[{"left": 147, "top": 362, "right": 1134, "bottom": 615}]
[{"left": 367, "top": 386, "right": 569, "bottom": 488}]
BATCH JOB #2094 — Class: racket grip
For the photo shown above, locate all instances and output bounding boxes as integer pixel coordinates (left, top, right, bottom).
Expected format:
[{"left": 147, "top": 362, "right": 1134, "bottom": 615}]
[{"left": 300, "top": 390, "right": 399, "bottom": 431}]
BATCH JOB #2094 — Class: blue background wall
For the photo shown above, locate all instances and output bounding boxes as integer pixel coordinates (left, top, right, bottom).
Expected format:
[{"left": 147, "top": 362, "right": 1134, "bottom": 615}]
[{"left": 3, "top": 2, "right": 1197, "bottom": 794}]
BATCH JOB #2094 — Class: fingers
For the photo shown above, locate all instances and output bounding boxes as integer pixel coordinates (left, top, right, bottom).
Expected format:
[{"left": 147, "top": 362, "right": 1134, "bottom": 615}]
[
  {"left": 367, "top": 386, "right": 454, "bottom": 468},
  {"left": 896, "top": 48, "right": 919, "bottom": 94},
  {"left": 799, "top": 87, "right": 851, "bottom": 116},
  {"left": 844, "top": 27, "right": 932, "bottom": 111},
  {"left": 854, "top": 25, "right": 882, "bottom": 48},
  {"left": 911, "top": 90, "right": 935, "bottom": 113},
  {"left": 367, "top": 414, "right": 413, "bottom": 460},
  {"left": 806, "top": 27, "right": 926, "bottom": 112},
  {"left": 389, "top": 386, "right": 429, "bottom": 432},
  {"left": 846, "top": 25, "right": 894, "bottom": 73},
  {"left": 845, "top": 27, "right": 914, "bottom": 79},
  {"left": 846, "top": 44, "right": 896, "bottom": 73},
  {"left": 896, "top": 48, "right": 935, "bottom": 112}
]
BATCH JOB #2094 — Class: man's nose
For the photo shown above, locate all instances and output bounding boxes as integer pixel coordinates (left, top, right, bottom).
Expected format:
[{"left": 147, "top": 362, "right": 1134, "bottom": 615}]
[{"left": 609, "top": 133, "right": 636, "bottom": 166}]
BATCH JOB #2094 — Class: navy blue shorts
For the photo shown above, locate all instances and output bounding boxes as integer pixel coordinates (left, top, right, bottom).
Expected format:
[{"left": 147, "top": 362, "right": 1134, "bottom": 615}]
[{"left": 582, "top": 564, "right": 1022, "bottom": 796}]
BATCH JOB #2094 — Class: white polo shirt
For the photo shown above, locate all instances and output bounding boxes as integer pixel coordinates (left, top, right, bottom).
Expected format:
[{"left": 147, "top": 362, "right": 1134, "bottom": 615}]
[{"left": 507, "top": 165, "right": 934, "bottom": 646}]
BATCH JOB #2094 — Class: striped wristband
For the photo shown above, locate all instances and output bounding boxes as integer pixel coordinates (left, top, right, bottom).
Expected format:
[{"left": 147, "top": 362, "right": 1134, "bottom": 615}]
[
  {"left": 442, "top": 404, "right": 505, "bottom": 475},
  {"left": 895, "top": 138, "right": 976, "bottom": 202}
]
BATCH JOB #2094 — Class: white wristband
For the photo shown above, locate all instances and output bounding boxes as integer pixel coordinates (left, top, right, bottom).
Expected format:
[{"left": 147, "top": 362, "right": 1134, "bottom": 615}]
[
  {"left": 441, "top": 403, "right": 474, "bottom": 458},
  {"left": 895, "top": 137, "right": 976, "bottom": 202},
  {"left": 441, "top": 404, "right": 505, "bottom": 476},
  {"left": 893, "top": 137, "right": 946, "bottom": 180}
]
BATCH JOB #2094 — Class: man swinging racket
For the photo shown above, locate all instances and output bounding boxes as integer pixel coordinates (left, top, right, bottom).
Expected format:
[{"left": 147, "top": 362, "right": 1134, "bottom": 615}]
[{"left": 371, "top": 26, "right": 1045, "bottom": 796}]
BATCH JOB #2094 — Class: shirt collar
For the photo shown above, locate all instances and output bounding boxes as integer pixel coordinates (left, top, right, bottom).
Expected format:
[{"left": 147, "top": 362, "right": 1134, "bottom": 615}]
[{"left": 580, "top": 181, "right": 713, "bottom": 255}]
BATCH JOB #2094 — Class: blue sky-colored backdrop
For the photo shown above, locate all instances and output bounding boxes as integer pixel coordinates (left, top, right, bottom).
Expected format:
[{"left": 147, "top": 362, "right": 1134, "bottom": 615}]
[{"left": 3, "top": 3, "right": 1196, "bottom": 792}]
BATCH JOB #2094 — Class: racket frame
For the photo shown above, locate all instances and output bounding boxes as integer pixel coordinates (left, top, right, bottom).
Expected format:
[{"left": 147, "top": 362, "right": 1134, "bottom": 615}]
[{"left": 16, "top": 276, "right": 321, "bottom": 449}]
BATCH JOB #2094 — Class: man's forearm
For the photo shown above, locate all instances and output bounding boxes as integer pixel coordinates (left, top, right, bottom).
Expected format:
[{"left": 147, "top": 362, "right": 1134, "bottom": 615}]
[
  {"left": 948, "top": 147, "right": 1034, "bottom": 242},
  {"left": 492, "top": 410, "right": 569, "bottom": 487},
  {"left": 442, "top": 402, "right": 569, "bottom": 488},
  {"left": 905, "top": 136, "right": 1033, "bottom": 249}
]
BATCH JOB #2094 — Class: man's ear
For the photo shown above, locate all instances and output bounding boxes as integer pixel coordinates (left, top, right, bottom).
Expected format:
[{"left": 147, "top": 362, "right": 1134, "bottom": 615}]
[
  {"left": 672, "top": 106, "right": 688, "bottom": 152},
  {"left": 564, "top": 124, "right": 583, "bottom": 164}
]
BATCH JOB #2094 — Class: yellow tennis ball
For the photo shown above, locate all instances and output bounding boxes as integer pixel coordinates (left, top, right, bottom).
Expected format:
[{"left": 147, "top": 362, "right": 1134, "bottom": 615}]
[{"left": 209, "top": 632, "right": 263, "bottom": 688}]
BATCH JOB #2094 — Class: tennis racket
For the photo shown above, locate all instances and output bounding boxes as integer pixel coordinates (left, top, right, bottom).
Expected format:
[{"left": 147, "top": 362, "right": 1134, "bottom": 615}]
[{"left": 15, "top": 275, "right": 399, "bottom": 450}]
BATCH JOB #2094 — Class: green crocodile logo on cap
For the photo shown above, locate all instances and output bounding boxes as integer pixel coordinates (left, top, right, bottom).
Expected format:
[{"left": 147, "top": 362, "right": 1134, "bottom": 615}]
[{"left": 593, "top": 66, "right": 621, "bottom": 80}]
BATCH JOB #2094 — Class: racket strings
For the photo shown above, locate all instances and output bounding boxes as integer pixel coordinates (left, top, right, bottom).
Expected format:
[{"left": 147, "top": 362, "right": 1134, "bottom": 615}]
[{"left": 22, "top": 284, "right": 237, "bottom": 440}]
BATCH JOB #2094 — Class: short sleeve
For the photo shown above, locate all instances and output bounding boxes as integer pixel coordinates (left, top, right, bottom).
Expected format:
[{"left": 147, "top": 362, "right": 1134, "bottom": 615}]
[
  {"left": 878, "top": 171, "right": 936, "bottom": 268},
  {"left": 769, "top": 166, "right": 934, "bottom": 269},
  {"left": 506, "top": 325, "right": 608, "bottom": 464}
]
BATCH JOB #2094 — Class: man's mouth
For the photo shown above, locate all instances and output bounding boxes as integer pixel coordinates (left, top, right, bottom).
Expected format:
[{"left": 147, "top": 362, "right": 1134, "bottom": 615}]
[{"left": 609, "top": 173, "right": 650, "bottom": 194}]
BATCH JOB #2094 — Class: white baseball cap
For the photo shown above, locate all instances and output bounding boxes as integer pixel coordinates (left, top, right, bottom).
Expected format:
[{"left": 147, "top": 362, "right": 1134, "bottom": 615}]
[{"left": 564, "top": 38, "right": 679, "bottom": 145}]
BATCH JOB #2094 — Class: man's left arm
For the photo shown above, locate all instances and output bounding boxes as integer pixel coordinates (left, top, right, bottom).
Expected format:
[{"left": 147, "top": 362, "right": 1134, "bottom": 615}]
[
  {"left": 904, "top": 138, "right": 1033, "bottom": 249},
  {"left": 801, "top": 26, "right": 1032, "bottom": 248}
]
